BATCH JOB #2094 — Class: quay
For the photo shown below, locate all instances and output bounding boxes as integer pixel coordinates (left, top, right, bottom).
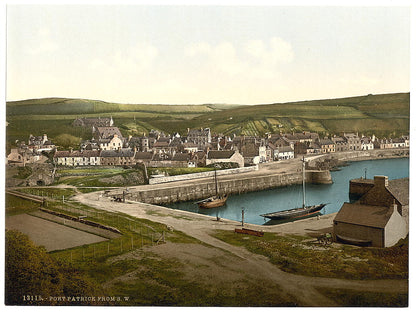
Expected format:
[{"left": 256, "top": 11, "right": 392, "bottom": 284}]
[
  {"left": 109, "top": 158, "right": 332, "bottom": 205},
  {"left": 106, "top": 148, "right": 408, "bottom": 206}
]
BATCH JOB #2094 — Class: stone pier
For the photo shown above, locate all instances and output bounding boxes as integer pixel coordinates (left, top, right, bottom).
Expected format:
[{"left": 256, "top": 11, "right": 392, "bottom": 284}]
[{"left": 124, "top": 169, "right": 332, "bottom": 205}]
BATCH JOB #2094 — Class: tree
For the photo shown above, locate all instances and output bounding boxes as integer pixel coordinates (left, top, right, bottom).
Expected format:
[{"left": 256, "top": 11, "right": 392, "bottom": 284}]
[
  {"left": 53, "top": 134, "right": 81, "bottom": 150},
  {"left": 5, "top": 230, "right": 102, "bottom": 305},
  {"left": 5, "top": 230, "right": 63, "bottom": 304}
]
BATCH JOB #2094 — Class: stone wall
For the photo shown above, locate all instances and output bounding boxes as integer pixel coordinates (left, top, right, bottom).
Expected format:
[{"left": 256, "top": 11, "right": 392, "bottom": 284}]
[
  {"left": 349, "top": 179, "right": 374, "bottom": 200},
  {"left": 307, "top": 148, "right": 409, "bottom": 167},
  {"left": 149, "top": 165, "right": 259, "bottom": 184},
  {"left": 125, "top": 169, "right": 331, "bottom": 205}
]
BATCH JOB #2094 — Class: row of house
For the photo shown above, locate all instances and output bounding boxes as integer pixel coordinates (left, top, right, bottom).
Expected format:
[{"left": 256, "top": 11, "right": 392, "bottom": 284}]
[
  {"left": 53, "top": 148, "right": 246, "bottom": 168},
  {"left": 7, "top": 134, "right": 56, "bottom": 165},
  {"left": 7, "top": 116, "right": 410, "bottom": 168}
]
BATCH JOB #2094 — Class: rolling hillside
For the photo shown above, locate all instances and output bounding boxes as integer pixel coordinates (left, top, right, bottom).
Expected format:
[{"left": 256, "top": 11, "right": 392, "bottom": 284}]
[{"left": 6, "top": 93, "right": 410, "bottom": 150}]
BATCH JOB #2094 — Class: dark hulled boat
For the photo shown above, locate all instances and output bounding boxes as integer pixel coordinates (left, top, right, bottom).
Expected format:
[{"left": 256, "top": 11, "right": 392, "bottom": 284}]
[
  {"left": 260, "top": 203, "right": 326, "bottom": 220},
  {"left": 196, "top": 169, "right": 228, "bottom": 209},
  {"left": 261, "top": 157, "right": 326, "bottom": 221}
]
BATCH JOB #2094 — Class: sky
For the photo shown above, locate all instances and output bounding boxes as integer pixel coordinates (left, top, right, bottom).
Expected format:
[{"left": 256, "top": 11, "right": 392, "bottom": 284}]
[{"left": 5, "top": 2, "right": 412, "bottom": 105}]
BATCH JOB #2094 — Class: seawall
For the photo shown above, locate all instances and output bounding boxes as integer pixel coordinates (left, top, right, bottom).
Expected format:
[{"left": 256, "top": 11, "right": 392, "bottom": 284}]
[
  {"left": 308, "top": 148, "right": 409, "bottom": 167},
  {"left": 149, "top": 165, "right": 259, "bottom": 184},
  {"left": 125, "top": 169, "right": 332, "bottom": 205}
]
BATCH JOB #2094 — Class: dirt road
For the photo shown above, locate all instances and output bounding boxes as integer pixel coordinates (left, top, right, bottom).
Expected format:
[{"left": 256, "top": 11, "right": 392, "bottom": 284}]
[{"left": 74, "top": 192, "right": 408, "bottom": 306}]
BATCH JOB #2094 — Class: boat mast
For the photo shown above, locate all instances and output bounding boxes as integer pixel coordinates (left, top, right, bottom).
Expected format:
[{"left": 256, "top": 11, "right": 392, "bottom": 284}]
[
  {"left": 302, "top": 157, "right": 306, "bottom": 209},
  {"left": 214, "top": 168, "right": 218, "bottom": 195}
]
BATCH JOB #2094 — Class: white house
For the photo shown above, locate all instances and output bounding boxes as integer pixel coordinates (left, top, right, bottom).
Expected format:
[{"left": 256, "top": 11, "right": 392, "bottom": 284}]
[
  {"left": 99, "top": 134, "right": 123, "bottom": 151},
  {"left": 277, "top": 146, "right": 294, "bottom": 160},
  {"left": 206, "top": 150, "right": 245, "bottom": 168},
  {"left": 360, "top": 137, "right": 374, "bottom": 150},
  {"left": 54, "top": 150, "right": 101, "bottom": 166}
]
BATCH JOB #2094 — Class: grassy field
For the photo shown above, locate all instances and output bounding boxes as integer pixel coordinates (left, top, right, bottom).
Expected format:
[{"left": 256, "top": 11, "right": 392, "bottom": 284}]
[
  {"left": 54, "top": 167, "right": 146, "bottom": 187},
  {"left": 213, "top": 230, "right": 408, "bottom": 280},
  {"left": 5, "top": 188, "right": 408, "bottom": 306},
  {"left": 6, "top": 92, "right": 410, "bottom": 151}
]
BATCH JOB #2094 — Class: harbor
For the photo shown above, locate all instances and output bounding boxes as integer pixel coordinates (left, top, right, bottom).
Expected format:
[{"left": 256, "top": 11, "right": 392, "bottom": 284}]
[{"left": 167, "top": 157, "right": 409, "bottom": 225}]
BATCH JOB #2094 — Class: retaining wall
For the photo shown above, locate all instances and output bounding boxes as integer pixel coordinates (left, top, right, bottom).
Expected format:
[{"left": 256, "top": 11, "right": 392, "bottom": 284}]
[
  {"left": 149, "top": 165, "right": 259, "bottom": 184},
  {"left": 126, "top": 169, "right": 331, "bottom": 205}
]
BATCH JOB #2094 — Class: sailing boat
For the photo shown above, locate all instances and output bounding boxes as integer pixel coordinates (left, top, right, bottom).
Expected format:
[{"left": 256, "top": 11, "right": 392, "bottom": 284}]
[
  {"left": 260, "top": 157, "right": 326, "bottom": 221},
  {"left": 196, "top": 169, "right": 228, "bottom": 209}
]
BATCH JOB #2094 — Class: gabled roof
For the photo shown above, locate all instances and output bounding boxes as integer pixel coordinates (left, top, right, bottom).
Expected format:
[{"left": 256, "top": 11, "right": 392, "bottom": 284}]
[
  {"left": 135, "top": 152, "right": 154, "bottom": 160},
  {"left": 96, "top": 127, "right": 123, "bottom": 139},
  {"left": 320, "top": 138, "right": 334, "bottom": 145},
  {"left": 387, "top": 177, "right": 409, "bottom": 206},
  {"left": 54, "top": 150, "right": 100, "bottom": 158},
  {"left": 183, "top": 142, "right": 199, "bottom": 148},
  {"left": 334, "top": 202, "right": 393, "bottom": 229},
  {"left": 100, "top": 148, "right": 134, "bottom": 158},
  {"left": 188, "top": 128, "right": 211, "bottom": 136},
  {"left": 207, "top": 150, "right": 235, "bottom": 159},
  {"left": 153, "top": 141, "right": 170, "bottom": 148},
  {"left": 283, "top": 132, "right": 319, "bottom": 141},
  {"left": 172, "top": 153, "right": 190, "bottom": 161},
  {"left": 278, "top": 146, "right": 294, "bottom": 153}
]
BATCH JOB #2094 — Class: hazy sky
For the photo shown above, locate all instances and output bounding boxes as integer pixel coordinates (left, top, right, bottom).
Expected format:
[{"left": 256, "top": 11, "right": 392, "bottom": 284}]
[{"left": 6, "top": 4, "right": 411, "bottom": 104}]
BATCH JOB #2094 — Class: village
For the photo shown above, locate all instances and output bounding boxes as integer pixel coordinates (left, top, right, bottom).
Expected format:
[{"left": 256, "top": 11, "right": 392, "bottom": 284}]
[
  {"left": 6, "top": 116, "right": 410, "bottom": 251},
  {"left": 7, "top": 116, "right": 410, "bottom": 169}
]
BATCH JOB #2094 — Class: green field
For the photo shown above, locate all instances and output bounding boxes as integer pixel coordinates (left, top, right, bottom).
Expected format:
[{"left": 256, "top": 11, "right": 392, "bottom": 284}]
[{"left": 6, "top": 92, "right": 410, "bottom": 151}]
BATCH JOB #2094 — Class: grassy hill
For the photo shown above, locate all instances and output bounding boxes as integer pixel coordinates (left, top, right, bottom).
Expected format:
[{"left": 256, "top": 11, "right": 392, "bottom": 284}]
[
  {"left": 6, "top": 93, "right": 410, "bottom": 151},
  {"left": 190, "top": 93, "right": 410, "bottom": 137}
]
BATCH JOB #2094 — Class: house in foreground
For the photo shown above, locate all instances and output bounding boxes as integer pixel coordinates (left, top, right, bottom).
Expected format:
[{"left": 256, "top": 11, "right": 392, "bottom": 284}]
[{"left": 333, "top": 176, "right": 408, "bottom": 247}]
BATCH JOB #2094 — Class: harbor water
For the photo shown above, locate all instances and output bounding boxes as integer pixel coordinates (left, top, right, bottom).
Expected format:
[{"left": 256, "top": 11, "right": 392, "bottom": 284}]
[{"left": 166, "top": 158, "right": 409, "bottom": 225}]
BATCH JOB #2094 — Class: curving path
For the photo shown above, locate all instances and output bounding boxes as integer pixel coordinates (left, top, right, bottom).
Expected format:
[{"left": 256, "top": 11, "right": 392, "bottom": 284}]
[{"left": 74, "top": 191, "right": 408, "bottom": 306}]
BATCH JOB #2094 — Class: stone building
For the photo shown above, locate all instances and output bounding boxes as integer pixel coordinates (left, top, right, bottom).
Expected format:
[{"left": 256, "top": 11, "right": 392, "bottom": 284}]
[
  {"left": 331, "top": 135, "right": 348, "bottom": 152},
  {"left": 277, "top": 146, "right": 294, "bottom": 160},
  {"left": 100, "top": 148, "right": 136, "bottom": 166},
  {"left": 206, "top": 150, "right": 244, "bottom": 168},
  {"left": 333, "top": 176, "right": 408, "bottom": 247},
  {"left": 319, "top": 138, "right": 336, "bottom": 153},
  {"left": 343, "top": 133, "right": 361, "bottom": 151},
  {"left": 187, "top": 128, "right": 212, "bottom": 151},
  {"left": 27, "top": 134, "right": 56, "bottom": 153},
  {"left": 54, "top": 150, "right": 100, "bottom": 166},
  {"left": 73, "top": 117, "right": 114, "bottom": 128}
]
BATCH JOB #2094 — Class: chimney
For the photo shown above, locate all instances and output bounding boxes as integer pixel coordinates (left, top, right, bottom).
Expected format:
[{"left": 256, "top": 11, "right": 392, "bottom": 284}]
[
  {"left": 374, "top": 175, "right": 388, "bottom": 188},
  {"left": 390, "top": 199, "right": 400, "bottom": 215}
]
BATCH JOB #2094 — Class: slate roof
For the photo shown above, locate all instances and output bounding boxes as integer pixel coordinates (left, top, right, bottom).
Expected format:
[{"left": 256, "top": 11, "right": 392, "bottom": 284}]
[
  {"left": 283, "top": 132, "right": 319, "bottom": 141},
  {"left": 135, "top": 152, "right": 154, "bottom": 160},
  {"left": 100, "top": 149, "right": 134, "bottom": 158},
  {"left": 207, "top": 150, "right": 235, "bottom": 159},
  {"left": 54, "top": 150, "right": 100, "bottom": 158},
  {"left": 172, "top": 153, "right": 190, "bottom": 161},
  {"left": 278, "top": 146, "right": 294, "bottom": 153},
  {"left": 320, "top": 138, "right": 334, "bottom": 145},
  {"left": 387, "top": 177, "right": 409, "bottom": 206},
  {"left": 334, "top": 203, "right": 393, "bottom": 229},
  {"left": 74, "top": 117, "right": 113, "bottom": 127},
  {"left": 188, "top": 128, "right": 211, "bottom": 136},
  {"left": 332, "top": 136, "right": 347, "bottom": 144},
  {"left": 96, "top": 127, "right": 123, "bottom": 139}
]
